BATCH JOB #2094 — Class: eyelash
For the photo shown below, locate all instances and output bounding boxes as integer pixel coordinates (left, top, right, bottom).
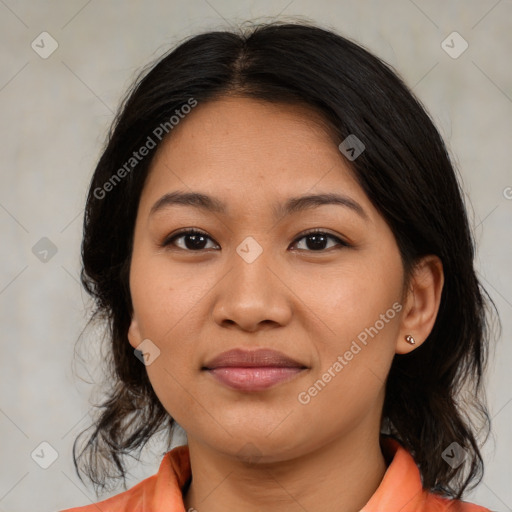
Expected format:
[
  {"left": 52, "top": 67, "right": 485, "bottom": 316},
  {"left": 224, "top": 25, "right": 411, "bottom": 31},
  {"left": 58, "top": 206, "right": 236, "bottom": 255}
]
[{"left": 161, "top": 228, "right": 351, "bottom": 252}]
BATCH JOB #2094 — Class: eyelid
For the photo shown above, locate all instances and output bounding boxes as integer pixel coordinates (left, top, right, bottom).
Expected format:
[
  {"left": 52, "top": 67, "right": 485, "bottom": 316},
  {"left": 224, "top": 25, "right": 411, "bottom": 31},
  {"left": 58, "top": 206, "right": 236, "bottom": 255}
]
[{"left": 161, "top": 227, "right": 351, "bottom": 251}]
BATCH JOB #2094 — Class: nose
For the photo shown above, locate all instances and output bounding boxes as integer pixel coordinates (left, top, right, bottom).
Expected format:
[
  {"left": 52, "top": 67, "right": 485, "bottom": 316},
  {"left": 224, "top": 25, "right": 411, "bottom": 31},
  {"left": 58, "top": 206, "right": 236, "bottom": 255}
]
[{"left": 211, "top": 239, "right": 293, "bottom": 332}]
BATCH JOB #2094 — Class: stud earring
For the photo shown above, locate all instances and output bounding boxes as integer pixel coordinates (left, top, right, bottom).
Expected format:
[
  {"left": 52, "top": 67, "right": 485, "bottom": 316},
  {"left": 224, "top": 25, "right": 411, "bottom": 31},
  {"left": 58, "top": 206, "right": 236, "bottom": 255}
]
[{"left": 405, "top": 335, "right": 416, "bottom": 345}]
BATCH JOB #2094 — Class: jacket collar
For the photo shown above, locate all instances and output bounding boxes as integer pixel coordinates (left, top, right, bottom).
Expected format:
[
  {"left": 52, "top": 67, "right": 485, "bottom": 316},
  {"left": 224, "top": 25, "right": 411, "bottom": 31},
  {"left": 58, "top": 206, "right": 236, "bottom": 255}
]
[{"left": 151, "top": 435, "right": 425, "bottom": 512}]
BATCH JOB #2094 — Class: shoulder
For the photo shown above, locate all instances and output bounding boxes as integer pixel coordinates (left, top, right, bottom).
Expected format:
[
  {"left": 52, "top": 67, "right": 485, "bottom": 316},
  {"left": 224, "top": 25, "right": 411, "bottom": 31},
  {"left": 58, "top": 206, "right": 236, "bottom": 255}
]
[
  {"left": 421, "top": 492, "right": 492, "bottom": 512},
  {"left": 59, "top": 472, "right": 158, "bottom": 512},
  {"left": 59, "top": 446, "right": 191, "bottom": 512},
  {"left": 60, "top": 446, "right": 190, "bottom": 511},
  {"left": 367, "top": 436, "right": 491, "bottom": 512}
]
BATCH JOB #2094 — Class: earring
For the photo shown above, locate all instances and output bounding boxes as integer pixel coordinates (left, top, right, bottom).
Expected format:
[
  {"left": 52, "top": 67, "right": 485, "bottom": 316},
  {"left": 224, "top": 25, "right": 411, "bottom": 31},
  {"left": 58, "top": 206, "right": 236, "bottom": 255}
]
[{"left": 405, "top": 335, "right": 416, "bottom": 345}]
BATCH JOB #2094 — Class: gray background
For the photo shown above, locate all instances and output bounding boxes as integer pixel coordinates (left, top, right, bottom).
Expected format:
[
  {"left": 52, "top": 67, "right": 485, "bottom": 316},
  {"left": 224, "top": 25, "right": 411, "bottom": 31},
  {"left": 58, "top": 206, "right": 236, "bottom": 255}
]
[{"left": 0, "top": 1, "right": 511, "bottom": 511}]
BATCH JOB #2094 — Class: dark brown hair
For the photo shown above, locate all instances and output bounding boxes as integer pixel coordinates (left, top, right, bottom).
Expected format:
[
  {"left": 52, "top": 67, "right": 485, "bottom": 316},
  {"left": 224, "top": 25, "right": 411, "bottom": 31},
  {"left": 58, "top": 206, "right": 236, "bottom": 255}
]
[{"left": 74, "top": 20, "right": 496, "bottom": 500}]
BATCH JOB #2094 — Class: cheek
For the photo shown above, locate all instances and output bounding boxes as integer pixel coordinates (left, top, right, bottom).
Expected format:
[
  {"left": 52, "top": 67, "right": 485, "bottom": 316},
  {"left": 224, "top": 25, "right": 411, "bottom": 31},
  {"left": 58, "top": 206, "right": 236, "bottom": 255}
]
[
  {"left": 294, "top": 261, "right": 401, "bottom": 432},
  {"left": 291, "top": 247, "right": 404, "bottom": 352},
  {"left": 130, "top": 265, "right": 202, "bottom": 424},
  {"left": 290, "top": 245, "right": 403, "bottom": 420},
  {"left": 128, "top": 253, "right": 201, "bottom": 404},
  {"left": 130, "top": 251, "right": 213, "bottom": 341}
]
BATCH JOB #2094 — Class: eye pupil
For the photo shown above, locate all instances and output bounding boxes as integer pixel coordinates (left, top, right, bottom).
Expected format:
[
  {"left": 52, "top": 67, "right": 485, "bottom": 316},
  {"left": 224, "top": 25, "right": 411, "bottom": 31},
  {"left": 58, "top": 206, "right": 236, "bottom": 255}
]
[
  {"left": 186, "top": 234, "right": 207, "bottom": 250},
  {"left": 306, "top": 234, "right": 328, "bottom": 250}
]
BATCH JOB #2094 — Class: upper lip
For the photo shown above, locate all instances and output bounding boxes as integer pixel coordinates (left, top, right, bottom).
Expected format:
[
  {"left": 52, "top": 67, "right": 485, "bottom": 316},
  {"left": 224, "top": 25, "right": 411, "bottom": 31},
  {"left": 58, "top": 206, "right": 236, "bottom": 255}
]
[{"left": 203, "top": 348, "right": 306, "bottom": 369}]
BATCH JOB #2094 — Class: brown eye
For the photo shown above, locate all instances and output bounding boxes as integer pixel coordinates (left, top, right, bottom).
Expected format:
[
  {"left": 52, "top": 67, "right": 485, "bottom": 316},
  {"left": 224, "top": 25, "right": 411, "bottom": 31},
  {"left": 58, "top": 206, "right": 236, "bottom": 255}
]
[
  {"left": 162, "top": 229, "right": 219, "bottom": 251},
  {"left": 291, "top": 230, "right": 349, "bottom": 251}
]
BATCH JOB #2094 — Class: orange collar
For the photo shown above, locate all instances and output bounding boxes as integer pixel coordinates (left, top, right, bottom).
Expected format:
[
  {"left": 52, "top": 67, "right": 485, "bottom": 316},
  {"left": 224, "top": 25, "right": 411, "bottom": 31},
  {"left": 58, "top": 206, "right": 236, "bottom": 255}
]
[{"left": 62, "top": 435, "right": 489, "bottom": 512}]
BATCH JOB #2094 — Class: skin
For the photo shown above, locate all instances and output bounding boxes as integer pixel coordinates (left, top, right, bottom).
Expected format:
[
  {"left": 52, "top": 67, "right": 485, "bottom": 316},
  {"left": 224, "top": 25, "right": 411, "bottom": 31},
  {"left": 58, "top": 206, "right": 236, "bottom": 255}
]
[{"left": 127, "top": 96, "right": 444, "bottom": 512}]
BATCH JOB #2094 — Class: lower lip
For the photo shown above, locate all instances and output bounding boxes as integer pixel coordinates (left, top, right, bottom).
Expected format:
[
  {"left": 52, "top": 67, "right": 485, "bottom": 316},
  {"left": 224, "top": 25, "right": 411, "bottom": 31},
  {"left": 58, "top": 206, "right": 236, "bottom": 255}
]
[{"left": 206, "top": 367, "right": 304, "bottom": 391}]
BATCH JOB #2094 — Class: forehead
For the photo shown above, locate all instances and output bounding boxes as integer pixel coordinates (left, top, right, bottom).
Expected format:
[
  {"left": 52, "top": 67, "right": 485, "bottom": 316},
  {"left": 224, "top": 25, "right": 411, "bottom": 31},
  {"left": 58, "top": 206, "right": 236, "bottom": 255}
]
[{"left": 140, "top": 96, "right": 372, "bottom": 217}]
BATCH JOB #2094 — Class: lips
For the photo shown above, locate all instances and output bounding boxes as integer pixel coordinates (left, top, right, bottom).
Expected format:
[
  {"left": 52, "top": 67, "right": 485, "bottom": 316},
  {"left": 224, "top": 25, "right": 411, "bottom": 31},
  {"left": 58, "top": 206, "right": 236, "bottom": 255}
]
[
  {"left": 203, "top": 348, "right": 307, "bottom": 391},
  {"left": 203, "top": 348, "right": 305, "bottom": 369}
]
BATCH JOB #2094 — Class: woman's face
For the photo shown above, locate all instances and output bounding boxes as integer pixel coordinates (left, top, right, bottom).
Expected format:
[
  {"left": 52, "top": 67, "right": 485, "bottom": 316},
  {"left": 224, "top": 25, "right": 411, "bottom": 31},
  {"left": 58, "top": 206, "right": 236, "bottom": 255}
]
[{"left": 128, "top": 96, "right": 407, "bottom": 461}]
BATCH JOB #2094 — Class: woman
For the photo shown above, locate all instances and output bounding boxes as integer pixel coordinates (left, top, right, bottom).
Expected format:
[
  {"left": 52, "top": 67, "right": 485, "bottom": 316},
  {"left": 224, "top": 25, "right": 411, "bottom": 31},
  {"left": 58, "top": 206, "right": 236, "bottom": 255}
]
[{"left": 62, "top": 21, "right": 495, "bottom": 512}]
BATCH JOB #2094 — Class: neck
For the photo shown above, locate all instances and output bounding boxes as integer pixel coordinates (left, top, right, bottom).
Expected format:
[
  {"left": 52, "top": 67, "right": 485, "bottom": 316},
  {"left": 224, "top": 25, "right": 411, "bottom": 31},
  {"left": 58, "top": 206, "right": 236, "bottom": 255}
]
[{"left": 183, "top": 430, "right": 387, "bottom": 512}]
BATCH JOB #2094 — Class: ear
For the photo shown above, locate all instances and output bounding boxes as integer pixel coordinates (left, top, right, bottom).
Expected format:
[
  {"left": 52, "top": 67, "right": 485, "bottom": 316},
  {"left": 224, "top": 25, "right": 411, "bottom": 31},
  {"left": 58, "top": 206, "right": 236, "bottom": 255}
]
[
  {"left": 396, "top": 255, "right": 444, "bottom": 355},
  {"left": 127, "top": 314, "right": 143, "bottom": 350}
]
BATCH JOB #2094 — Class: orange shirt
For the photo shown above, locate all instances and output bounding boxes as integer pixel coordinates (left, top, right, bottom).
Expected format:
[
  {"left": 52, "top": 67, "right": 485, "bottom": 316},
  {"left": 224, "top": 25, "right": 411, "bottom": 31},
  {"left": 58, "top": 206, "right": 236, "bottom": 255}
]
[{"left": 61, "top": 436, "right": 490, "bottom": 512}]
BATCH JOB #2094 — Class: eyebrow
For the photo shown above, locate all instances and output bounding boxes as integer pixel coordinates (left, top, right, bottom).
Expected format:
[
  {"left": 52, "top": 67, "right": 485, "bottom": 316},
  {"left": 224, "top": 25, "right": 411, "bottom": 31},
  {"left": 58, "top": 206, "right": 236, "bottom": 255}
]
[{"left": 150, "top": 190, "right": 368, "bottom": 220}]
